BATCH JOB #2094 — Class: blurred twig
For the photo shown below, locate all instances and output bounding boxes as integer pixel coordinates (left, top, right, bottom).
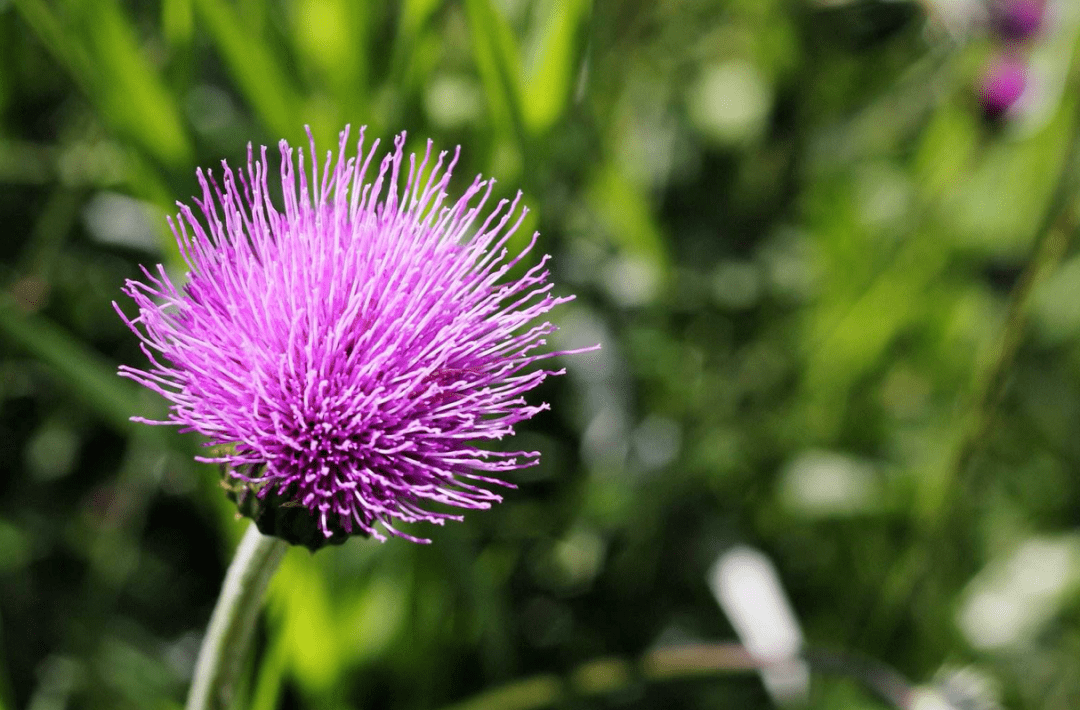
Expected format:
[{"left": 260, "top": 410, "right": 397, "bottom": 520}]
[
  {"left": 932, "top": 105, "right": 1080, "bottom": 522},
  {"left": 438, "top": 642, "right": 922, "bottom": 710},
  {"left": 943, "top": 201, "right": 1078, "bottom": 509},
  {"left": 0, "top": 611, "right": 12, "bottom": 710}
]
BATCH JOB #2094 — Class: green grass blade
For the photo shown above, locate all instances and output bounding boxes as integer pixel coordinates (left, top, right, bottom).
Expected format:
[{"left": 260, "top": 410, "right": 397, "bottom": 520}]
[
  {"left": 10, "top": 0, "right": 94, "bottom": 92},
  {"left": 0, "top": 297, "right": 140, "bottom": 434},
  {"left": 587, "top": 163, "right": 670, "bottom": 268},
  {"left": 400, "top": 0, "right": 442, "bottom": 40},
  {"left": 12, "top": 0, "right": 192, "bottom": 168},
  {"left": 290, "top": 0, "right": 369, "bottom": 125},
  {"left": 248, "top": 631, "right": 289, "bottom": 710},
  {"left": 162, "top": 0, "right": 195, "bottom": 50},
  {"left": 522, "top": 0, "right": 590, "bottom": 134},
  {"left": 194, "top": 0, "right": 303, "bottom": 139},
  {"left": 465, "top": 0, "right": 526, "bottom": 141},
  {"left": 85, "top": 0, "right": 192, "bottom": 167}
]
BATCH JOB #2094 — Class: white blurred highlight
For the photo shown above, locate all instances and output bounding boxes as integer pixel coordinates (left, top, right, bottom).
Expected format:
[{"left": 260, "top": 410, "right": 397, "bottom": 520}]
[
  {"left": 957, "top": 535, "right": 1080, "bottom": 650},
  {"left": 909, "top": 688, "right": 958, "bottom": 710},
  {"left": 708, "top": 546, "right": 809, "bottom": 706}
]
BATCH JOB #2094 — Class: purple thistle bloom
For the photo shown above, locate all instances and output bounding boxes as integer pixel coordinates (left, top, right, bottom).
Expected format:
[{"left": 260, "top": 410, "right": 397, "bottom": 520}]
[
  {"left": 116, "top": 126, "right": 592, "bottom": 545},
  {"left": 991, "top": 0, "right": 1044, "bottom": 40},
  {"left": 976, "top": 57, "right": 1023, "bottom": 120},
  {"left": 978, "top": 57, "right": 1027, "bottom": 120}
]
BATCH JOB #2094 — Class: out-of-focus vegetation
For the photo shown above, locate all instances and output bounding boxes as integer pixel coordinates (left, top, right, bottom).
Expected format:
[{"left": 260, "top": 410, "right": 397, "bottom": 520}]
[{"left": 3, "top": 0, "right": 1080, "bottom": 708}]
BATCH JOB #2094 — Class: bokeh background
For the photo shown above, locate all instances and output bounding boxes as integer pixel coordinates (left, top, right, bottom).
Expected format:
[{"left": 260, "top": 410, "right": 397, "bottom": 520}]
[{"left": 3, "top": 0, "right": 1080, "bottom": 708}]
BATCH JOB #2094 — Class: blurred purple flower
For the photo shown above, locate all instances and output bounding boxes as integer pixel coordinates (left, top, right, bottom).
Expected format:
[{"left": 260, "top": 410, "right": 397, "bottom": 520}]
[
  {"left": 116, "top": 126, "right": 592, "bottom": 544},
  {"left": 991, "top": 0, "right": 1044, "bottom": 40},
  {"left": 979, "top": 57, "right": 1027, "bottom": 119}
]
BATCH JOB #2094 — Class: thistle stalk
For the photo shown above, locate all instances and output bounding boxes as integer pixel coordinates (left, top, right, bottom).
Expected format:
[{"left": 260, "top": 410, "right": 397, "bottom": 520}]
[{"left": 186, "top": 524, "right": 288, "bottom": 710}]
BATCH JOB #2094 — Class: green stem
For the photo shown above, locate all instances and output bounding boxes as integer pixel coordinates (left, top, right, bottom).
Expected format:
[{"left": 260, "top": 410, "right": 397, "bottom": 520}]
[{"left": 186, "top": 523, "right": 289, "bottom": 710}]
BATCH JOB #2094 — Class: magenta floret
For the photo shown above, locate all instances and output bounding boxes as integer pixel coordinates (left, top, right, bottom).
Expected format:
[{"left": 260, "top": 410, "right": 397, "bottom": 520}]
[{"left": 116, "top": 126, "right": 591, "bottom": 544}]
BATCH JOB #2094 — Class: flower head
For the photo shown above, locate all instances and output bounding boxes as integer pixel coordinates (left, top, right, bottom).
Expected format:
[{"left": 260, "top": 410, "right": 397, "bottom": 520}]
[
  {"left": 978, "top": 57, "right": 1027, "bottom": 120},
  {"left": 991, "top": 0, "right": 1044, "bottom": 41},
  {"left": 116, "top": 126, "right": 590, "bottom": 546}
]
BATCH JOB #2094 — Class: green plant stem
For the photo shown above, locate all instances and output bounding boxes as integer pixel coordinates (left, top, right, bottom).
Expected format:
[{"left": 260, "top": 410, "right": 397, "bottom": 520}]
[
  {"left": 862, "top": 80, "right": 1080, "bottom": 647},
  {"left": 187, "top": 523, "right": 289, "bottom": 710}
]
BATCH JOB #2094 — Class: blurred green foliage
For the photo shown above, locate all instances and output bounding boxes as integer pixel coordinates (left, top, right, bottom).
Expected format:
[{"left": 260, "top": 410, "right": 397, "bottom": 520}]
[{"left": 3, "top": 0, "right": 1080, "bottom": 708}]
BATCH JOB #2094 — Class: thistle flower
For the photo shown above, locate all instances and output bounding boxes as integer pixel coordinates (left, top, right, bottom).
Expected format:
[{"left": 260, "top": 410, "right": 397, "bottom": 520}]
[
  {"left": 991, "top": 0, "right": 1044, "bottom": 40},
  {"left": 978, "top": 57, "right": 1027, "bottom": 120},
  {"left": 116, "top": 126, "right": 590, "bottom": 547}
]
